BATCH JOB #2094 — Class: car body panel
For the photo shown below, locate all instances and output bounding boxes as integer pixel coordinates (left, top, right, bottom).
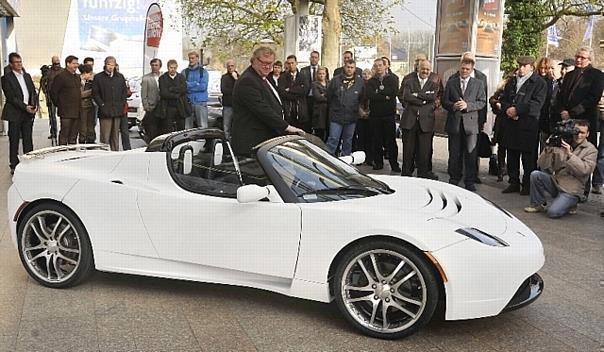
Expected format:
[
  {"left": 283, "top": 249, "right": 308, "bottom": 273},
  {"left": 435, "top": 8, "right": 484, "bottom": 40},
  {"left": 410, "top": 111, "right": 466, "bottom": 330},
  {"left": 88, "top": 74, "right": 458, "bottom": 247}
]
[{"left": 7, "top": 134, "right": 545, "bottom": 324}]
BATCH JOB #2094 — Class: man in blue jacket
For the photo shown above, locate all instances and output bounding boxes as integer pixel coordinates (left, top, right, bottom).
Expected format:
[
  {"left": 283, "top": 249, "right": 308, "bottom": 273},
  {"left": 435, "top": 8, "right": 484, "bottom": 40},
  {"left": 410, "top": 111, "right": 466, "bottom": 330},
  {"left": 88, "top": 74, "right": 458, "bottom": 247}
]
[{"left": 183, "top": 51, "right": 209, "bottom": 129}]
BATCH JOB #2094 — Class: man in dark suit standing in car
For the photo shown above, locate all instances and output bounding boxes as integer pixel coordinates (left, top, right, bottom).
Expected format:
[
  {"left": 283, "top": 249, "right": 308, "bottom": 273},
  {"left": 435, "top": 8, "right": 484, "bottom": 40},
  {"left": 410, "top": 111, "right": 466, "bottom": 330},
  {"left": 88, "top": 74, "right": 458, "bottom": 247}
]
[
  {"left": 231, "top": 47, "right": 303, "bottom": 156},
  {"left": 1, "top": 53, "right": 38, "bottom": 174},
  {"left": 443, "top": 57, "right": 487, "bottom": 191}
]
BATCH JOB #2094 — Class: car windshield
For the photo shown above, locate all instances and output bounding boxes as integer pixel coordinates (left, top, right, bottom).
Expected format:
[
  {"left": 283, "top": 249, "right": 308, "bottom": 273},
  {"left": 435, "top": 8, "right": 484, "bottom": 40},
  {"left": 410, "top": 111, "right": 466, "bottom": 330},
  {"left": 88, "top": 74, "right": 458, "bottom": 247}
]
[{"left": 264, "top": 139, "right": 393, "bottom": 202}]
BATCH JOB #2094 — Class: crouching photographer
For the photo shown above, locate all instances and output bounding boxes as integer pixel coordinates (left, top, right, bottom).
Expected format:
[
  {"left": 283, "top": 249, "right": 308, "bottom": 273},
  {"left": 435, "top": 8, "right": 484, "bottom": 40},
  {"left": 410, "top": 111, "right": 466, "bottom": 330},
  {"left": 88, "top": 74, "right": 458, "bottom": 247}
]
[{"left": 524, "top": 119, "right": 597, "bottom": 218}]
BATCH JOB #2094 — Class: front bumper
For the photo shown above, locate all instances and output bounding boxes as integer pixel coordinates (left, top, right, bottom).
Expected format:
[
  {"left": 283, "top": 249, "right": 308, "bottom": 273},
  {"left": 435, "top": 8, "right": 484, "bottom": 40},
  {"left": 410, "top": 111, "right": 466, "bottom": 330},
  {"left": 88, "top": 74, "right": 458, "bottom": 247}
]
[{"left": 503, "top": 273, "right": 544, "bottom": 312}]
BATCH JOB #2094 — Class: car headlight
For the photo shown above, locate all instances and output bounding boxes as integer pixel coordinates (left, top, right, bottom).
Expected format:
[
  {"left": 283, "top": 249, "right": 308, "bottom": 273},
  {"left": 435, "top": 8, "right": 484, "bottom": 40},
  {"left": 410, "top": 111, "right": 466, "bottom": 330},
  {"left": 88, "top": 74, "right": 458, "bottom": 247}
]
[{"left": 455, "top": 227, "right": 509, "bottom": 247}]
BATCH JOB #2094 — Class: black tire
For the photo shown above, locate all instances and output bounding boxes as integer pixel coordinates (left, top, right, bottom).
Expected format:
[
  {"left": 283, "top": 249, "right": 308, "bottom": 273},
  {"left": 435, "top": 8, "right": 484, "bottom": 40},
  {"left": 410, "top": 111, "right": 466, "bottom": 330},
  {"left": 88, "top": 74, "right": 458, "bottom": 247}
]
[
  {"left": 17, "top": 202, "right": 94, "bottom": 288},
  {"left": 333, "top": 240, "right": 439, "bottom": 339}
]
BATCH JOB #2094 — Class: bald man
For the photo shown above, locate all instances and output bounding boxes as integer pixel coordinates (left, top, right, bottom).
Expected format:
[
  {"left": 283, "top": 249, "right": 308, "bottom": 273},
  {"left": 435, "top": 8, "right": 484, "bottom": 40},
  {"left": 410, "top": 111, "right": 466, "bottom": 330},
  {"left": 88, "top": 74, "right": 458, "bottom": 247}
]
[
  {"left": 40, "top": 55, "right": 63, "bottom": 142},
  {"left": 400, "top": 60, "right": 440, "bottom": 179},
  {"left": 221, "top": 59, "right": 239, "bottom": 140}
]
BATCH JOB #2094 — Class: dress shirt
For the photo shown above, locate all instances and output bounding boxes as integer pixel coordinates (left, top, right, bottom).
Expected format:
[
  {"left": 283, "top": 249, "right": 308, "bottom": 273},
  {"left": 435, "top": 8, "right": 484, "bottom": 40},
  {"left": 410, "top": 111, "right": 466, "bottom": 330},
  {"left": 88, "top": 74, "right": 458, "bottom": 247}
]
[{"left": 12, "top": 70, "right": 29, "bottom": 105}]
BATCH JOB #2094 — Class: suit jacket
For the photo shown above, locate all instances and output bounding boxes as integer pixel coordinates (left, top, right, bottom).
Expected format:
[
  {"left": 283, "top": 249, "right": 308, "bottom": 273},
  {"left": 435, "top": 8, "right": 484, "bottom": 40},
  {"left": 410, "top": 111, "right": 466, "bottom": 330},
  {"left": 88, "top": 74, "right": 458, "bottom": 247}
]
[
  {"left": 400, "top": 74, "right": 439, "bottom": 132},
  {"left": 500, "top": 72, "right": 547, "bottom": 151},
  {"left": 278, "top": 70, "right": 308, "bottom": 125},
  {"left": 400, "top": 71, "right": 443, "bottom": 109},
  {"left": 159, "top": 72, "right": 190, "bottom": 119},
  {"left": 231, "top": 66, "right": 288, "bottom": 156},
  {"left": 448, "top": 69, "right": 488, "bottom": 125},
  {"left": 141, "top": 72, "right": 160, "bottom": 112},
  {"left": 443, "top": 75, "right": 486, "bottom": 136},
  {"left": 552, "top": 65, "right": 604, "bottom": 126},
  {"left": 1, "top": 69, "right": 37, "bottom": 122},
  {"left": 51, "top": 69, "right": 81, "bottom": 119}
]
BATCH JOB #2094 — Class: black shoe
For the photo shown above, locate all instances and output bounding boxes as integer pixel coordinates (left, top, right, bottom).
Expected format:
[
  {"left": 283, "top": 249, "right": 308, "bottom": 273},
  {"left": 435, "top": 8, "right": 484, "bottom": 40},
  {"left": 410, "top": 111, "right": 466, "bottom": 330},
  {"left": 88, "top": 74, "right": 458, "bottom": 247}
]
[
  {"left": 449, "top": 179, "right": 459, "bottom": 186},
  {"left": 373, "top": 163, "right": 384, "bottom": 170},
  {"left": 520, "top": 187, "right": 530, "bottom": 196},
  {"left": 390, "top": 162, "right": 401, "bottom": 173},
  {"left": 475, "top": 177, "right": 482, "bottom": 184},
  {"left": 9, "top": 167, "right": 14, "bottom": 175},
  {"left": 465, "top": 184, "right": 477, "bottom": 192},
  {"left": 502, "top": 184, "right": 521, "bottom": 193}
]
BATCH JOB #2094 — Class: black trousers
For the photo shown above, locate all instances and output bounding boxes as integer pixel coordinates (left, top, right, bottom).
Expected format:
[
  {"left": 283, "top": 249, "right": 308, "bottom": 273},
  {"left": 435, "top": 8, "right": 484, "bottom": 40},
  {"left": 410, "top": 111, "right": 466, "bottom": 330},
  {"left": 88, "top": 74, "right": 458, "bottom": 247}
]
[
  {"left": 354, "top": 118, "right": 372, "bottom": 163},
  {"left": 370, "top": 117, "right": 398, "bottom": 166},
  {"left": 506, "top": 148, "right": 536, "bottom": 188},
  {"left": 447, "top": 131, "right": 478, "bottom": 185},
  {"left": 402, "top": 121, "right": 433, "bottom": 176},
  {"left": 8, "top": 118, "right": 34, "bottom": 169}
]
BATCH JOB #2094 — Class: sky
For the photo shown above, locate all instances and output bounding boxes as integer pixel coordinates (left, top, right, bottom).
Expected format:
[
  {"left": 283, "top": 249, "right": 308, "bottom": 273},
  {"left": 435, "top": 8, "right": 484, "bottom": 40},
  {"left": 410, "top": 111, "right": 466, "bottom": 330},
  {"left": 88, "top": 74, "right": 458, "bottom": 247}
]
[{"left": 393, "top": 0, "right": 438, "bottom": 32}]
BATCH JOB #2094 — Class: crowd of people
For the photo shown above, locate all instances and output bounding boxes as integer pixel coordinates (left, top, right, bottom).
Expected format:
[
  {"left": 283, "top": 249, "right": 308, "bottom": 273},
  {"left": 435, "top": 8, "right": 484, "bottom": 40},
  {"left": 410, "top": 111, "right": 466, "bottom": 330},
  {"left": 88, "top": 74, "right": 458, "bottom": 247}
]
[{"left": 2, "top": 45, "right": 603, "bottom": 218}]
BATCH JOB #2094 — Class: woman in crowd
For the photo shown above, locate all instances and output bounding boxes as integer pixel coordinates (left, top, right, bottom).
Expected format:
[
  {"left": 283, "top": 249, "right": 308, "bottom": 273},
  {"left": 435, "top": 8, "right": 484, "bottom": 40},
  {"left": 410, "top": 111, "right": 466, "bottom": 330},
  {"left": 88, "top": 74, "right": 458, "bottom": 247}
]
[
  {"left": 535, "top": 57, "right": 555, "bottom": 153},
  {"left": 311, "top": 67, "right": 329, "bottom": 140},
  {"left": 78, "top": 64, "right": 95, "bottom": 143},
  {"left": 355, "top": 68, "right": 374, "bottom": 165},
  {"left": 489, "top": 71, "right": 515, "bottom": 182}
]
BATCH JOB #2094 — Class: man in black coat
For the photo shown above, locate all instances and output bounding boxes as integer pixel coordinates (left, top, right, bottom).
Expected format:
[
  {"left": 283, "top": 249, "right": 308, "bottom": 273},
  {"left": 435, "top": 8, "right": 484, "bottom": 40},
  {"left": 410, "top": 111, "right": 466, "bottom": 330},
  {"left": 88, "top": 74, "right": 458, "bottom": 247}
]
[
  {"left": 158, "top": 59, "right": 190, "bottom": 134},
  {"left": 220, "top": 59, "right": 238, "bottom": 140},
  {"left": 500, "top": 56, "right": 547, "bottom": 195},
  {"left": 1, "top": 53, "right": 37, "bottom": 174},
  {"left": 231, "top": 47, "right": 303, "bottom": 156},
  {"left": 300, "top": 50, "right": 329, "bottom": 137},
  {"left": 367, "top": 58, "right": 401, "bottom": 172},
  {"left": 399, "top": 60, "right": 439, "bottom": 179},
  {"left": 442, "top": 58, "right": 487, "bottom": 191},
  {"left": 51, "top": 55, "right": 81, "bottom": 145},
  {"left": 552, "top": 46, "right": 604, "bottom": 196},
  {"left": 278, "top": 55, "right": 310, "bottom": 132},
  {"left": 92, "top": 56, "right": 127, "bottom": 151}
]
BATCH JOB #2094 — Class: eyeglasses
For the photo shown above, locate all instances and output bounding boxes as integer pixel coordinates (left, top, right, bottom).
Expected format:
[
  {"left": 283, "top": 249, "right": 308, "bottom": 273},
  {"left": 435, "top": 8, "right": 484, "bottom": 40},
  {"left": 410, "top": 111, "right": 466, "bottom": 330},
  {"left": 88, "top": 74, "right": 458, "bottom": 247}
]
[
  {"left": 575, "top": 55, "right": 590, "bottom": 60},
  {"left": 11, "top": 60, "right": 22, "bottom": 64},
  {"left": 255, "top": 58, "right": 274, "bottom": 68}
]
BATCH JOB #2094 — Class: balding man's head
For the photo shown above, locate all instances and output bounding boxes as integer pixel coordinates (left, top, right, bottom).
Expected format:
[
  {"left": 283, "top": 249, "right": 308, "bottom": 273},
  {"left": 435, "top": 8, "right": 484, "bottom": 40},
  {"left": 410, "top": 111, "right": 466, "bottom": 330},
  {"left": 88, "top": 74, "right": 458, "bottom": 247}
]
[
  {"left": 418, "top": 60, "right": 432, "bottom": 79},
  {"left": 414, "top": 53, "right": 428, "bottom": 71},
  {"left": 51, "top": 56, "right": 60, "bottom": 66}
]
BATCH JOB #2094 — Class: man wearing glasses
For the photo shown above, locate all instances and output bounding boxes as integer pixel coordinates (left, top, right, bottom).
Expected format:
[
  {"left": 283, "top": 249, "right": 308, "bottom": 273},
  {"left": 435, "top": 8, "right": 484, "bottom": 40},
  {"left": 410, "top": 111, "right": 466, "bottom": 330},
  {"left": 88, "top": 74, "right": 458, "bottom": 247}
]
[
  {"left": 553, "top": 46, "right": 604, "bottom": 197},
  {"left": 231, "top": 47, "right": 303, "bottom": 156}
]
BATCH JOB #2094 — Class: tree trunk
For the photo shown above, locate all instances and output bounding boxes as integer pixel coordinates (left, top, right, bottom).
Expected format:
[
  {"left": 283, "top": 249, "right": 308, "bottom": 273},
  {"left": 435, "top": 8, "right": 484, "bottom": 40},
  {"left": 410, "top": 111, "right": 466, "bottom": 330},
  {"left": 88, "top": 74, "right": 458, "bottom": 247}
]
[{"left": 321, "top": 0, "right": 340, "bottom": 72}]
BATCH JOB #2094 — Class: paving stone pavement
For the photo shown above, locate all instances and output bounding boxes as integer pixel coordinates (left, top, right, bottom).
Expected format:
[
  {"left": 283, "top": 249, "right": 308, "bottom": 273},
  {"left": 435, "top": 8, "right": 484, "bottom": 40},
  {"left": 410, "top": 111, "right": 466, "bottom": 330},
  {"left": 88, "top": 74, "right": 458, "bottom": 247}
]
[{"left": 0, "top": 121, "right": 602, "bottom": 352}]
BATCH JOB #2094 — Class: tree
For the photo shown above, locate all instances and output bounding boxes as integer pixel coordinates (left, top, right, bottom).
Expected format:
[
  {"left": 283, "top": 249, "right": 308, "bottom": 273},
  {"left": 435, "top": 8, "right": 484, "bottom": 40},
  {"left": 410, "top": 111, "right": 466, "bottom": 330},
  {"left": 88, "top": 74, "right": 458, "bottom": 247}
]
[
  {"left": 174, "top": 0, "right": 404, "bottom": 71},
  {"left": 501, "top": 0, "right": 603, "bottom": 73}
]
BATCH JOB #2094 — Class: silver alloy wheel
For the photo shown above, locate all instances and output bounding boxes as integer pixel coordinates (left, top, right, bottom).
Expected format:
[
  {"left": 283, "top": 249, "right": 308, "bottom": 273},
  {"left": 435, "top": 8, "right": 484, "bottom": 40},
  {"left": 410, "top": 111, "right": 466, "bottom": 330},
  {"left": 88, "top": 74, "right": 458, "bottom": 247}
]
[
  {"left": 20, "top": 210, "right": 81, "bottom": 283},
  {"left": 340, "top": 249, "right": 427, "bottom": 334}
]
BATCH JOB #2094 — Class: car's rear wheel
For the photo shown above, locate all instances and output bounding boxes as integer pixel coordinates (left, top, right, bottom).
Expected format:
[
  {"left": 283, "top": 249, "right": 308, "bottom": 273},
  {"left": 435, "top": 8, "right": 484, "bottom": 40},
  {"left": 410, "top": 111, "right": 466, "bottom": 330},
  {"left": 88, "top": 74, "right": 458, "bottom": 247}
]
[
  {"left": 17, "top": 203, "right": 94, "bottom": 288},
  {"left": 334, "top": 240, "right": 439, "bottom": 339}
]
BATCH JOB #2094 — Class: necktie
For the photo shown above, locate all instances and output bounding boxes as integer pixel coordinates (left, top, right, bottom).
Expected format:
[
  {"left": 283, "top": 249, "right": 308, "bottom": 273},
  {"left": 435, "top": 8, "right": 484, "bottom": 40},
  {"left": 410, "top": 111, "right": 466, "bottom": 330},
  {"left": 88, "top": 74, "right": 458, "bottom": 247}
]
[
  {"left": 312, "top": 66, "right": 316, "bottom": 81},
  {"left": 461, "top": 79, "right": 466, "bottom": 96},
  {"left": 420, "top": 79, "right": 425, "bottom": 90}
]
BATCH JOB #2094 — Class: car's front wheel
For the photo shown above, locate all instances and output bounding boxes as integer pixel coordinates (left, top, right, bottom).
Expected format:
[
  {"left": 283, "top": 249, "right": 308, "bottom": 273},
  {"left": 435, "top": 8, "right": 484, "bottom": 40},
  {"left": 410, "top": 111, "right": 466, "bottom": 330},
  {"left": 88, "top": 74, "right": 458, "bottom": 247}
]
[
  {"left": 334, "top": 240, "right": 439, "bottom": 339},
  {"left": 17, "top": 203, "right": 94, "bottom": 288}
]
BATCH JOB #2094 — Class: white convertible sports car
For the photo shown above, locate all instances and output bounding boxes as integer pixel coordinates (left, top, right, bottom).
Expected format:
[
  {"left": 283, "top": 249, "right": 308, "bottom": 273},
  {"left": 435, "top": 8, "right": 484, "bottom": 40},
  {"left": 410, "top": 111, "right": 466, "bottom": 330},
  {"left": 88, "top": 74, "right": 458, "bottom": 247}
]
[{"left": 7, "top": 128, "right": 544, "bottom": 339}]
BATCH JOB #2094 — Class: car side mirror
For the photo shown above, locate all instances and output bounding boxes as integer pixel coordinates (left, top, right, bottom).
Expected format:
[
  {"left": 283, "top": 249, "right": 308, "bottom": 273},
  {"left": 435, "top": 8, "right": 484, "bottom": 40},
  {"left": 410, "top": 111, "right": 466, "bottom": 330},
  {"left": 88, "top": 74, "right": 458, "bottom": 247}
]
[
  {"left": 339, "top": 151, "right": 366, "bottom": 165},
  {"left": 183, "top": 149, "right": 193, "bottom": 175},
  {"left": 237, "top": 184, "right": 269, "bottom": 203},
  {"left": 213, "top": 142, "right": 223, "bottom": 166}
]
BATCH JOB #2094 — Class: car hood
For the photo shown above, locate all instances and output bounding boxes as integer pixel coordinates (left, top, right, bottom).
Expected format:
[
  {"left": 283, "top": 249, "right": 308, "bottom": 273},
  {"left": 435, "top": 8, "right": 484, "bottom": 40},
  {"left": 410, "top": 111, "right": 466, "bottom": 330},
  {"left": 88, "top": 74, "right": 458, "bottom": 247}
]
[{"left": 370, "top": 175, "right": 510, "bottom": 237}]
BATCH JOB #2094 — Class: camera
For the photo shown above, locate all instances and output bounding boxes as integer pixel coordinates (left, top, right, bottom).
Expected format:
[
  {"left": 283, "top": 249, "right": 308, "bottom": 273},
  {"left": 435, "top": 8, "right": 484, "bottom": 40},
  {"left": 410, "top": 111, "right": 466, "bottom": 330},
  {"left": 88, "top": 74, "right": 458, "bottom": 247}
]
[
  {"left": 40, "top": 64, "right": 51, "bottom": 77},
  {"left": 547, "top": 119, "right": 578, "bottom": 147}
]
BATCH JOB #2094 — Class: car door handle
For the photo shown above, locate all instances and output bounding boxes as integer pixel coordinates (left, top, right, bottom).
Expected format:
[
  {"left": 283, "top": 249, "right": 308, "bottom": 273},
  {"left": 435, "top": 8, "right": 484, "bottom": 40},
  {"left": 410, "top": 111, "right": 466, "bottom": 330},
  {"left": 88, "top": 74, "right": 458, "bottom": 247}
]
[{"left": 111, "top": 180, "right": 123, "bottom": 185}]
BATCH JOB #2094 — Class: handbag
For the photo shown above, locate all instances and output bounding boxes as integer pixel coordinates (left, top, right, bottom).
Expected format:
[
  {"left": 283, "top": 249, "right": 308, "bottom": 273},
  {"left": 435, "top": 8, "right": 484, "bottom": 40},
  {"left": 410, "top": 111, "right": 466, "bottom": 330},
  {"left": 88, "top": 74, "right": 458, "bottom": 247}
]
[{"left": 477, "top": 131, "right": 492, "bottom": 158}]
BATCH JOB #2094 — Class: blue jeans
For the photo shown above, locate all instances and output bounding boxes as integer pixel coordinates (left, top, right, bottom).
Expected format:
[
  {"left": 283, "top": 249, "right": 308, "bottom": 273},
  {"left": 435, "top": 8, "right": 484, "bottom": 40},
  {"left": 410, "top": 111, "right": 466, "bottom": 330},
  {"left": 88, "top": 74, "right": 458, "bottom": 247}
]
[
  {"left": 327, "top": 121, "right": 356, "bottom": 156},
  {"left": 529, "top": 170, "right": 578, "bottom": 218},
  {"left": 223, "top": 106, "right": 233, "bottom": 140},
  {"left": 186, "top": 102, "right": 208, "bottom": 129}
]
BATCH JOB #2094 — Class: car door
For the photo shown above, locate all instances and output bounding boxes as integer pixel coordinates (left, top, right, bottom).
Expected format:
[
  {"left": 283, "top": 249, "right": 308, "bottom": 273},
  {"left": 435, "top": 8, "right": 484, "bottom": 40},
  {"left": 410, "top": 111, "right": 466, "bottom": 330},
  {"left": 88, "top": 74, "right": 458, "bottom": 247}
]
[{"left": 137, "top": 137, "right": 302, "bottom": 280}]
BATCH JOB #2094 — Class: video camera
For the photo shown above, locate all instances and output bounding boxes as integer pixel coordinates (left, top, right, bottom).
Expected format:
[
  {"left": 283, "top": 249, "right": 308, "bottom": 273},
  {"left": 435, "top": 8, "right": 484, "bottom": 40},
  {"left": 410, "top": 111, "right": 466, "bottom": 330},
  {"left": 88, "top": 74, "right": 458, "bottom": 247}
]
[
  {"left": 547, "top": 119, "right": 578, "bottom": 147},
  {"left": 40, "top": 64, "right": 51, "bottom": 77}
]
